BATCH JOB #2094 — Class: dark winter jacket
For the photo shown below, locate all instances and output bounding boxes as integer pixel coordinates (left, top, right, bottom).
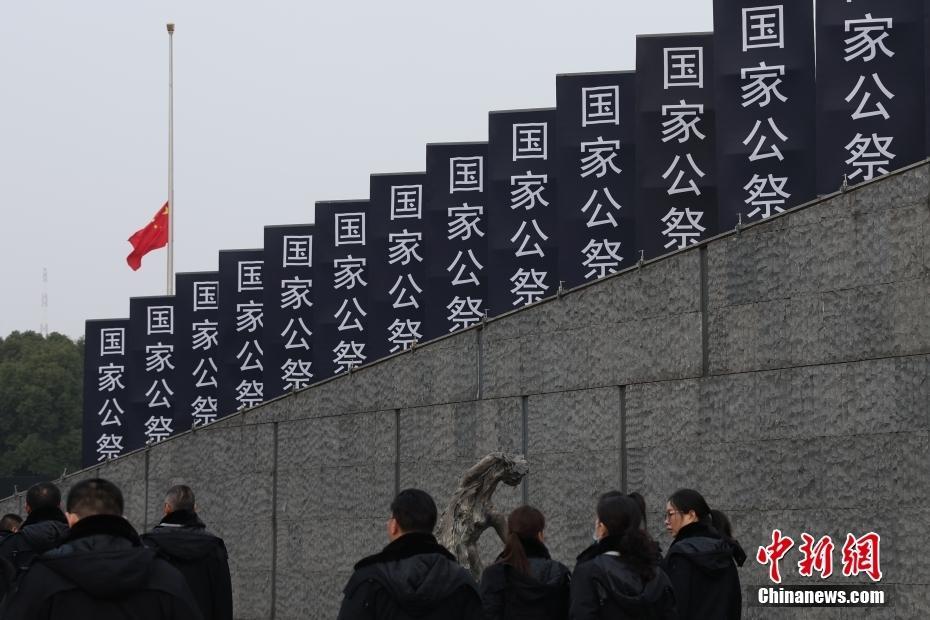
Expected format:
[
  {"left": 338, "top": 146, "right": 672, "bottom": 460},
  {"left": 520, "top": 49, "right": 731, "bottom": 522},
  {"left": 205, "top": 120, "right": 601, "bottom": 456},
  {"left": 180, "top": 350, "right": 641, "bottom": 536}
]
[
  {"left": 662, "top": 522, "right": 741, "bottom": 620},
  {"left": 480, "top": 537, "right": 571, "bottom": 620},
  {"left": 0, "top": 506, "right": 69, "bottom": 573},
  {"left": 571, "top": 536, "right": 677, "bottom": 620},
  {"left": 0, "top": 513, "right": 203, "bottom": 620},
  {"left": 142, "top": 510, "right": 233, "bottom": 620},
  {"left": 337, "top": 532, "right": 483, "bottom": 620}
]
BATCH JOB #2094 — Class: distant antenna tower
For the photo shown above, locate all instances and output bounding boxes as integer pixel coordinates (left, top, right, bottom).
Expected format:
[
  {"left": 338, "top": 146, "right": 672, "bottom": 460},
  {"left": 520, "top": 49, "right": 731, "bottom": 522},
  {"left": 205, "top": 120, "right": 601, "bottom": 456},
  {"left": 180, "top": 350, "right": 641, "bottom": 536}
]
[{"left": 41, "top": 268, "right": 49, "bottom": 337}]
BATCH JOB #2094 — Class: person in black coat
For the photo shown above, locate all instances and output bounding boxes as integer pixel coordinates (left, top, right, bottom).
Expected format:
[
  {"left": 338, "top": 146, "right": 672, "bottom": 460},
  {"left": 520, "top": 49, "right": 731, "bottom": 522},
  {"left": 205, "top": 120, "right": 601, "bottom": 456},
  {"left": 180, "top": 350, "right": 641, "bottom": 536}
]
[
  {"left": 0, "top": 483, "right": 69, "bottom": 575},
  {"left": 142, "top": 485, "right": 233, "bottom": 620},
  {"left": 480, "top": 505, "right": 571, "bottom": 620},
  {"left": 662, "top": 489, "right": 741, "bottom": 620},
  {"left": 0, "top": 478, "right": 202, "bottom": 620},
  {"left": 571, "top": 493, "right": 677, "bottom": 620},
  {"left": 337, "top": 488, "right": 483, "bottom": 620}
]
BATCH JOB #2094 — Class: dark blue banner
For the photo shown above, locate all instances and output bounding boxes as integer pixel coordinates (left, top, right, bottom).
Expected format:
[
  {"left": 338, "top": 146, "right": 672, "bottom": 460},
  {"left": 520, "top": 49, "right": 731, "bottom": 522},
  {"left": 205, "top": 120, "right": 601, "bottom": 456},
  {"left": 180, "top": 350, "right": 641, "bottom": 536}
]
[
  {"left": 312, "top": 201, "right": 371, "bottom": 379},
  {"left": 263, "top": 224, "right": 316, "bottom": 397},
  {"left": 636, "top": 34, "right": 718, "bottom": 258},
  {"left": 424, "top": 142, "right": 488, "bottom": 338},
  {"left": 487, "top": 108, "right": 559, "bottom": 316},
  {"left": 817, "top": 0, "right": 926, "bottom": 193},
  {"left": 175, "top": 271, "right": 221, "bottom": 430},
  {"left": 128, "top": 296, "right": 178, "bottom": 449},
  {"left": 556, "top": 71, "right": 636, "bottom": 283},
  {"left": 714, "top": 0, "right": 816, "bottom": 226},
  {"left": 218, "top": 250, "right": 265, "bottom": 414},
  {"left": 83, "top": 319, "right": 130, "bottom": 467}
]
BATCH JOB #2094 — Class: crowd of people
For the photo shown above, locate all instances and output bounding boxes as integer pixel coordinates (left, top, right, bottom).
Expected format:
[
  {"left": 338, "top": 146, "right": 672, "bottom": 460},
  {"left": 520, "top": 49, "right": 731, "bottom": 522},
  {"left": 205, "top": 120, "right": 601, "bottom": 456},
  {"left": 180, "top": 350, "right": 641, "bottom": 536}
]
[{"left": 0, "top": 480, "right": 744, "bottom": 619}]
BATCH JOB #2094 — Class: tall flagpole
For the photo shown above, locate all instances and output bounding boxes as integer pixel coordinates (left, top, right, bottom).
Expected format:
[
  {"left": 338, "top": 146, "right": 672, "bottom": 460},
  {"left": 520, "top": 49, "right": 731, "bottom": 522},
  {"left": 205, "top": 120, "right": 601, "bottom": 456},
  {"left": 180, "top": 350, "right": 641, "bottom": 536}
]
[{"left": 166, "top": 23, "right": 175, "bottom": 295}]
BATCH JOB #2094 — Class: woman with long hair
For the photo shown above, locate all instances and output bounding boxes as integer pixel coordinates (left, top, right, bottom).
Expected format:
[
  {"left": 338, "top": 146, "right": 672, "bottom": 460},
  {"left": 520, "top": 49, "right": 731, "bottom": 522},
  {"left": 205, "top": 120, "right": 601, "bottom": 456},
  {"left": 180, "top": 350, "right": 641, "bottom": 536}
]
[
  {"left": 571, "top": 493, "right": 676, "bottom": 619},
  {"left": 663, "top": 489, "right": 742, "bottom": 619},
  {"left": 479, "top": 505, "right": 571, "bottom": 620}
]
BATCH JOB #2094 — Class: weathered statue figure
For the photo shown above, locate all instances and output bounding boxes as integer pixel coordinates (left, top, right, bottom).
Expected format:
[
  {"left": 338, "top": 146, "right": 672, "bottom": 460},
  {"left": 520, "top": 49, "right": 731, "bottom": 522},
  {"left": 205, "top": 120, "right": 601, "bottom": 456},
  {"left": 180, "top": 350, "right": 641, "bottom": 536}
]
[{"left": 434, "top": 453, "right": 529, "bottom": 579}]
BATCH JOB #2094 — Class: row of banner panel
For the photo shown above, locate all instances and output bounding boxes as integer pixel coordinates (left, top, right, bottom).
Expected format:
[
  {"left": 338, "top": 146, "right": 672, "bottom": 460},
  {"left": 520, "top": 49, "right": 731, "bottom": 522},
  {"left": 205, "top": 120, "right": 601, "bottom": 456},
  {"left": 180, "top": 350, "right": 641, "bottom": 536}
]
[{"left": 84, "top": 0, "right": 930, "bottom": 466}]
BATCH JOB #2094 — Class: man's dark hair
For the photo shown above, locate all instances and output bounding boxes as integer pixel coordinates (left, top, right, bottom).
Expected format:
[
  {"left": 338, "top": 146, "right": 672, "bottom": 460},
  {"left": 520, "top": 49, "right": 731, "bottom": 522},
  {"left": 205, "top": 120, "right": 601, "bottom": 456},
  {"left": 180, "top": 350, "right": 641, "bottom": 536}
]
[
  {"left": 66, "top": 478, "right": 124, "bottom": 518},
  {"left": 0, "top": 514, "right": 22, "bottom": 531},
  {"left": 26, "top": 482, "right": 61, "bottom": 512},
  {"left": 390, "top": 489, "right": 437, "bottom": 534},
  {"left": 164, "top": 485, "right": 196, "bottom": 512}
]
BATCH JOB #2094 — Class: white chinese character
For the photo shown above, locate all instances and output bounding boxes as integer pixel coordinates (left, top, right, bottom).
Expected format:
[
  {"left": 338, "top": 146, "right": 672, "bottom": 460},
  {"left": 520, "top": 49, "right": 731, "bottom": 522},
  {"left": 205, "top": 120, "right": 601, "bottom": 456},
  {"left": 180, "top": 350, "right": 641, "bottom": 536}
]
[
  {"left": 581, "top": 239, "right": 624, "bottom": 280},
  {"left": 446, "top": 296, "right": 483, "bottom": 331},
  {"left": 96, "top": 434, "right": 124, "bottom": 461},
  {"left": 191, "top": 396, "right": 218, "bottom": 427},
  {"left": 144, "top": 416, "right": 174, "bottom": 444},
  {"left": 447, "top": 204, "right": 485, "bottom": 241},
  {"left": 193, "top": 282, "right": 219, "bottom": 312},
  {"left": 193, "top": 357, "right": 218, "bottom": 388},
  {"left": 581, "top": 188, "right": 623, "bottom": 228},
  {"left": 236, "top": 302, "right": 263, "bottom": 333},
  {"left": 236, "top": 340, "right": 264, "bottom": 372},
  {"left": 390, "top": 185, "right": 423, "bottom": 220},
  {"left": 447, "top": 249, "right": 484, "bottom": 287},
  {"left": 388, "top": 319, "right": 422, "bottom": 353},
  {"left": 510, "top": 269, "right": 549, "bottom": 306},
  {"left": 845, "top": 14, "right": 894, "bottom": 63},
  {"left": 281, "top": 318, "right": 312, "bottom": 350},
  {"left": 192, "top": 320, "right": 219, "bottom": 351},
  {"left": 742, "top": 6, "right": 784, "bottom": 51},
  {"left": 389, "top": 274, "right": 423, "bottom": 309},
  {"left": 662, "top": 155, "right": 706, "bottom": 196},
  {"left": 510, "top": 172, "right": 549, "bottom": 211},
  {"left": 144, "top": 343, "right": 175, "bottom": 373},
  {"left": 845, "top": 133, "right": 895, "bottom": 181},
  {"left": 450, "top": 157, "right": 484, "bottom": 193},
  {"left": 282, "top": 235, "right": 313, "bottom": 268},
  {"left": 744, "top": 174, "right": 791, "bottom": 219},
  {"left": 97, "top": 364, "right": 125, "bottom": 392},
  {"left": 581, "top": 86, "right": 620, "bottom": 126},
  {"left": 147, "top": 306, "right": 173, "bottom": 335},
  {"left": 145, "top": 379, "right": 174, "bottom": 408},
  {"left": 96, "top": 398, "right": 124, "bottom": 426},
  {"left": 281, "top": 278, "right": 313, "bottom": 310},
  {"left": 333, "top": 341, "right": 366, "bottom": 373},
  {"left": 335, "top": 297, "right": 367, "bottom": 331},
  {"left": 661, "top": 207, "right": 706, "bottom": 249},
  {"left": 845, "top": 73, "right": 894, "bottom": 121},
  {"left": 100, "top": 328, "right": 125, "bottom": 356},
  {"left": 388, "top": 231, "right": 423, "bottom": 265},
  {"left": 741, "top": 63, "right": 787, "bottom": 108},
  {"left": 580, "top": 138, "right": 622, "bottom": 179},
  {"left": 281, "top": 358, "right": 314, "bottom": 390},
  {"left": 664, "top": 47, "right": 704, "bottom": 89},
  {"left": 743, "top": 117, "right": 788, "bottom": 162},
  {"left": 512, "top": 123, "right": 548, "bottom": 160},
  {"left": 510, "top": 219, "right": 549, "bottom": 258},
  {"left": 235, "top": 380, "right": 263, "bottom": 409},
  {"left": 335, "top": 212, "right": 366, "bottom": 246},
  {"left": 661, "top": 101, "right": 706, "bottom": 143},
  {"left": 238, "top": 261, "right": 263, "bottom": 292},
  {"left": 334, "top": 256, "right": 367, "bottom": 290}
]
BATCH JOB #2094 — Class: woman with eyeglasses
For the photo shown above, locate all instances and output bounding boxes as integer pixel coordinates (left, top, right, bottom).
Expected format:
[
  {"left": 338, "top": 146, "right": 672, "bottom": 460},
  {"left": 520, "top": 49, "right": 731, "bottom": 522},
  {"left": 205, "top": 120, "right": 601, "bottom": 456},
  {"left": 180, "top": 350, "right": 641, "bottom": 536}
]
[
  {"left": 662, "top": 489, "right": 742, "bottom": 619},
  {"left": 570, "top": 493, "right": 676, "bottom": 619}
]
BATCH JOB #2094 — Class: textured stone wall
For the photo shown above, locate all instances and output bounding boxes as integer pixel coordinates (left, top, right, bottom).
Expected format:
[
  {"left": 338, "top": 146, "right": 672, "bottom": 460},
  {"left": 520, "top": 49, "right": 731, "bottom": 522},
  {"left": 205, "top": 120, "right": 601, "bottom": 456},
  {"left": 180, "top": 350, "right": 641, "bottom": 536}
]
[{"left": 2, "top": 162, "right": 928, "bottom": 618}]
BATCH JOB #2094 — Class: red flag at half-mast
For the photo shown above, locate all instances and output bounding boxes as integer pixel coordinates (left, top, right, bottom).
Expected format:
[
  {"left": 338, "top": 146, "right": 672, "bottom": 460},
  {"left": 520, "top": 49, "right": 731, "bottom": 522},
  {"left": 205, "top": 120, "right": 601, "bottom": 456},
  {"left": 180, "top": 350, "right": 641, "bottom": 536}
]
[{"left": 126, "top": 202, "right": 169, "bottom": 271}]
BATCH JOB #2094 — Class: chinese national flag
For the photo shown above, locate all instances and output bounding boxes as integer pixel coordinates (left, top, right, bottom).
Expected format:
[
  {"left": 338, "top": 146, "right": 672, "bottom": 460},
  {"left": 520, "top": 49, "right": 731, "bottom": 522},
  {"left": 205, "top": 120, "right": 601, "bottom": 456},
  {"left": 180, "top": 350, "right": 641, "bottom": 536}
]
[{"left": 126, "top": 202, "right": 169, "bottom": 271}]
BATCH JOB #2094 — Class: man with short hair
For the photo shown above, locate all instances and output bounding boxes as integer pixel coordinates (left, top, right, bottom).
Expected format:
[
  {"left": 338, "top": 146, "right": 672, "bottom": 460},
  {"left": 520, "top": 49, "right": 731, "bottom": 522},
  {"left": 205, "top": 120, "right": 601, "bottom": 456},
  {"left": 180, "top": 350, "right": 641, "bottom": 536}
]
[
  {"left": 337, "top": 488, "right": 483, "bottom": 620},
  {"left": 142, "top": 485, "right": 232, "bottom": 620},
  {"left": 0, "top": 482, "right": 69, "bottom": 573},
  {"left": 0, "top": 478, "right": 202, "bottom": 619},
  {"left": 0, "top": 514, "right": 22, "bottom": 542}
]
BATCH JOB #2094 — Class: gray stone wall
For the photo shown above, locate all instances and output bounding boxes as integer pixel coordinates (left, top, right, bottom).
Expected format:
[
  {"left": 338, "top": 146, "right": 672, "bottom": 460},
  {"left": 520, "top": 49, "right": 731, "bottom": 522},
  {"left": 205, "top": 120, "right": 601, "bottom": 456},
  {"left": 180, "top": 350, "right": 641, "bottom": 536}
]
[{"left": 2, "top": 162, "right": 928, "bottom": 618}]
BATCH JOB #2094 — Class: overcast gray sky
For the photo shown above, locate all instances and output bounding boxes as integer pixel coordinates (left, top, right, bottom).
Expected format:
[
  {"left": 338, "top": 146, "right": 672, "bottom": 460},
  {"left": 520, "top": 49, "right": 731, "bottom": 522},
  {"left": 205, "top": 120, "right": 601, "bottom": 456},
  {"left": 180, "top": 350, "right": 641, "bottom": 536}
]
[{"left": 1, "top": 0, "right": 713, "bottom": 339}]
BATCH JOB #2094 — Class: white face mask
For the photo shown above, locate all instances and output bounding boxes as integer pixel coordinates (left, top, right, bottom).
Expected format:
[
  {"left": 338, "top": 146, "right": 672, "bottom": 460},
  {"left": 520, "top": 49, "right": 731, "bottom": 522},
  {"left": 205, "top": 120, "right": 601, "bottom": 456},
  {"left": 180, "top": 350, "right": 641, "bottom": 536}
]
[{"left": 592, "top": 522, "right": 600, "bottom": 543}]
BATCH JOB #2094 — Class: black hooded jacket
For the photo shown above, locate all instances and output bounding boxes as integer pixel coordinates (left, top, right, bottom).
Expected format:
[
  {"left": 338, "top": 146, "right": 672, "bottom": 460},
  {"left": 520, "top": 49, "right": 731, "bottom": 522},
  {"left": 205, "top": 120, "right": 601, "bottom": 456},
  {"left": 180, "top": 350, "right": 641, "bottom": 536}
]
[
  {"left": 337, "top": 532, "right": 483, "bottom": 620},
  {"left": 480, "top": 537, "right": 571, "bottom": 620},
  {"left": 0, "top": 514, "right": 203, "bottom": 620},
  {"left": 142, "top": 510, "right": 233, "bottom": 620},
  {"left": 571, "top": 535, "right": 677, "bottom": 620},
  {"left": 0, "top": 506, "right": 69, "bottom": 573},
  {"left": 662, "top": 522, "right": 741, "bottom": 620}
]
